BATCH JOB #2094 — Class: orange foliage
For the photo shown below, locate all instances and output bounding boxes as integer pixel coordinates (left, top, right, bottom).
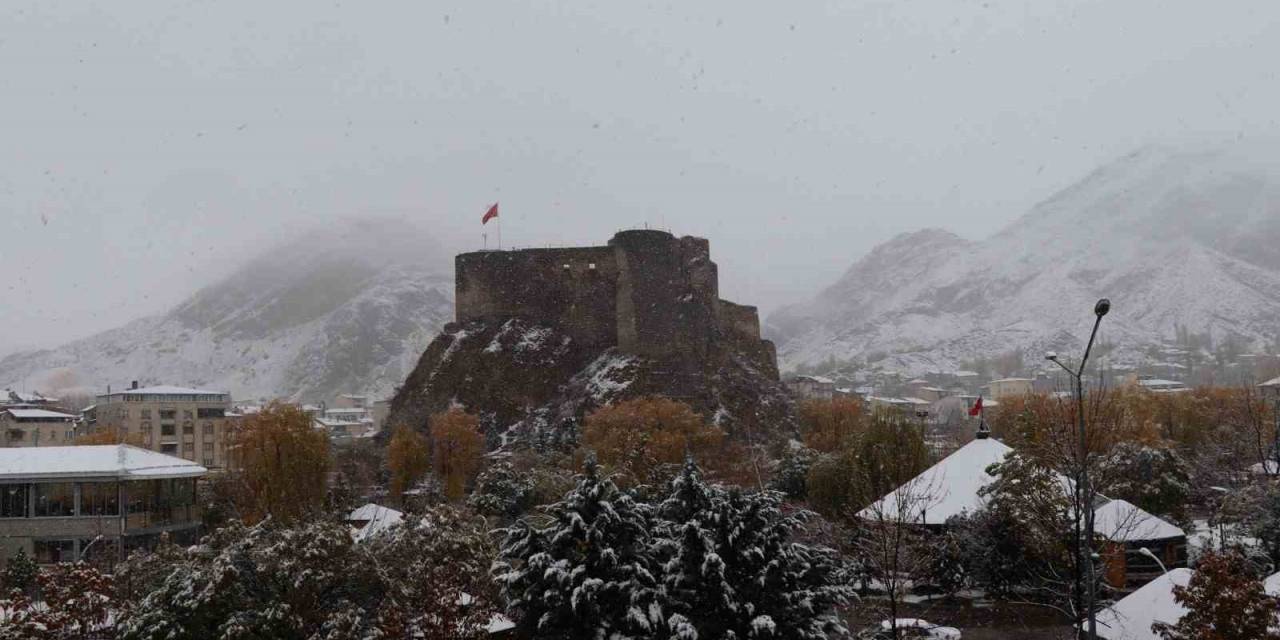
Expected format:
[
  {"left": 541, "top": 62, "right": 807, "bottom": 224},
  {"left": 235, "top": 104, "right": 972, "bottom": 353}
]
[
  {"left": 580, "top": 396, "right": 729, "bottom": 487},
  {"left": 74, "top": 427, "right": 143, "bottom": 446},
  {"left": 429, "top": 409, "right": 485, "bottom": 502},
  {"left": 387, "top": 424, "right": 431, "bottom": 503},
  {"left": 228, "top": 402, "right": 331, "bottom": 524},
  {"left": 799, "top": 397, "right": 866, "bottom": 453}
]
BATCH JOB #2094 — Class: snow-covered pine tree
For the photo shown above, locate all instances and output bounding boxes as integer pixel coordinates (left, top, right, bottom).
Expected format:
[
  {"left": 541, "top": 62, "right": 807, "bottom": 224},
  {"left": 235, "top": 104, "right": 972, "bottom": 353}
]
[
  {"left": 657, "top": 459, "right": 851, "bottom": 640},
  {"left": 495, "top": 456, "right": 665, "bottom": 640}
]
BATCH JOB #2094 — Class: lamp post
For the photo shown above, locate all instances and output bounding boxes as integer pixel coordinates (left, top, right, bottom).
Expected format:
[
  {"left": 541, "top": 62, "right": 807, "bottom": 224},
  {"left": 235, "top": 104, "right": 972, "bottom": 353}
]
[{"left": 1046, "top": 297, "right": 1110, "bottom": 640}]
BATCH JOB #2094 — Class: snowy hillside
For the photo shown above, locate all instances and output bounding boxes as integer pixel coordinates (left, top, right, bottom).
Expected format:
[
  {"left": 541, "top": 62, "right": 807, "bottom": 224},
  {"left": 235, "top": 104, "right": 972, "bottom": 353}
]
[
  {"left": 0, "top": 219, "right": 454, "bottom": 402},
  {"left": 768, "top": 143, "right": 1280, "bottom": 374}
]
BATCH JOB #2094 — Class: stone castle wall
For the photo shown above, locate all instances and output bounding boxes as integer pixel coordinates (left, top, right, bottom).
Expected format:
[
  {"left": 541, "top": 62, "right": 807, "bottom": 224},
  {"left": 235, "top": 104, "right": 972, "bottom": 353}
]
[{"left": 454, "top": 230, "right": 777, "bottom": 378}]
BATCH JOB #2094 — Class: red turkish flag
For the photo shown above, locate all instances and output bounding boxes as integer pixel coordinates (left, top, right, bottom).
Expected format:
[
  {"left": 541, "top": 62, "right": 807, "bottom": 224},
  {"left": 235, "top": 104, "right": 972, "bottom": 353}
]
[
  {"left": 482, "top": 203, "right": 499, "bottom": 225},
  {"left": 969, "top": 396, "right": 983, "bottom": 417}
]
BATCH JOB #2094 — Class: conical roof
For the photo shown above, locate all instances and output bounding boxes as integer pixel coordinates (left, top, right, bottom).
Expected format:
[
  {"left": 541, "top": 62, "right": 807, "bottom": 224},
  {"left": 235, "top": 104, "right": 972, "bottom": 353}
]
[{"left": 858, "top": 437, "right": 1013, "bottom": 525}]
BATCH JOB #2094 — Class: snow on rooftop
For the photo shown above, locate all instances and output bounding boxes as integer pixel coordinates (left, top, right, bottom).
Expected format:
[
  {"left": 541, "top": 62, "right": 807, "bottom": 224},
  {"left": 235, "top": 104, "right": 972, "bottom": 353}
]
[
  {"left": 1093, "top": 568, "right": 1191, "bottom": 640},
  {"left": 347, "top": 503, "right": 405, "bottom": 542},
  {"left": 4, "top": 408, "right": 77, "bottom": 420},
  {"left": 1094, "top": 499, "right": 1184, "bottom": 542},
  {"left": 859, "top": 437, "right": 1014, "bottom": 525},
  {"left": 1261, "top": 376, "right": 1280, "bottom": 388},
  {"left": 0, "top": 445, "right": 207, "bottom": 480}
]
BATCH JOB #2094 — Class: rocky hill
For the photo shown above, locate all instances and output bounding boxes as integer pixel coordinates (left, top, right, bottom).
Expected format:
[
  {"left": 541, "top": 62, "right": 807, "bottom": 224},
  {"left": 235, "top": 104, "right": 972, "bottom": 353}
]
[
  {"left": 0, "top": 219, "right": 454, "bottom": 402},
  {"left": 768, "top": 143, "right": 1280, "bottom": 375}
]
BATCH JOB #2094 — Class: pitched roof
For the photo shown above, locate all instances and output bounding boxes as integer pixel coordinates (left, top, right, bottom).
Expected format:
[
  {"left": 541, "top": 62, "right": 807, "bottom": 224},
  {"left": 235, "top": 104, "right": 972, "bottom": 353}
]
[
  {"left": 1261, "top": 376, "right": 1280, "bottom": 388},
  {"left": 1093, "top": 499, "right": 1184, "bottom": 542},
  {"left": 1094, "top": 568, "right": 1191, "bottom": 640},
  {"left": 0, "top": 445, "right": 207, "bottom": 480},
  {"left": 347, "top": 503, "right": 405, "bottom": 542},
  {"left": 859, "top": 437, "right": 1014, "bottom": 525}
]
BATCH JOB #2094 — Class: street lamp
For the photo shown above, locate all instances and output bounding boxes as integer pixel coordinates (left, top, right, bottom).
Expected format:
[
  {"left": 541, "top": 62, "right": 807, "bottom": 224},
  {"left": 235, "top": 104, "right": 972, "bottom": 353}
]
[{"left": 1045, "top": 297, "right": 1110, "bottom": 640}]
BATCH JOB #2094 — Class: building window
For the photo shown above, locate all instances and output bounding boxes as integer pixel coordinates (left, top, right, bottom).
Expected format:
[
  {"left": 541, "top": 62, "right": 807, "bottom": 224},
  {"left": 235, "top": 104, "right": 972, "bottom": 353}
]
[
  {"left": 161, "top": 423, "right": 176, "bottom": 437},
  {"left": 160, "top": 443, "right": 178, "bottom": 455},
  {"left": 33, "top": 483, "right": 75, "bottom": 518},
  {"left": 34, "top": 539, "right": 76, "bottom": 564},
  {"left": 183, "top": 410, "right": 194, "bottom": 420},
  {"left": 183, "top": 421, "right": 194, "bottom": 434},
  {"left": 197, "top": 408, "right": 225, "bottom": 419},
  {"left": 80, "top": 482, "right": 119, "bottom": 516},
  {"left": 159, "top": 410, "right": 176, "bottom": 420},
  {"left": 203, "top": 423, "right": 214, "bottom": 437},
  {"left": 0, "top": 484, "right": 28, "bottom": 518},
  {"left": 203, "top": 457, "right": 215, "bottom": 467},
  {"left": 182, "top": 443, "right": 194, "bottom": 459},
  {"left": 140, "top": 409, "right": 151, "bottom": 419},
  {"left": 7, "top": 429, "right": 24, "bottom": 442}
]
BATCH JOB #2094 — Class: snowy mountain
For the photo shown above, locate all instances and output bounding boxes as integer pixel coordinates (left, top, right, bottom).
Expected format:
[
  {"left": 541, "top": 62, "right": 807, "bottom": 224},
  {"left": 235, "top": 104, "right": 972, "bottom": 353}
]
[
  {"left": 0, "top": 219, "right": 454, "bottom": 402},
  {"left": 768, "top": 143, "right": 1280, "bottom": 375}
]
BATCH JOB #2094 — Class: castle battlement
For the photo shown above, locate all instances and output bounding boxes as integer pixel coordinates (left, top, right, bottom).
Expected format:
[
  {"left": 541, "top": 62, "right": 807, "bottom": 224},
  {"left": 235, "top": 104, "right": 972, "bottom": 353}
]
[{"left": 455, "top": 230, "right": 777, "bottom": 378}]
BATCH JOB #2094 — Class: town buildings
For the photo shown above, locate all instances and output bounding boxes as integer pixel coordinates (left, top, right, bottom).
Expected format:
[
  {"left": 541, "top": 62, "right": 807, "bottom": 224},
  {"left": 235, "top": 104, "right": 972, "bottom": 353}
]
[
  {"left": 0, "top": 445, "right": 206, "bottom": 566},
  {"left": 0, "top": 408, "right": 78, "bottom": 447},
  {"left": 83, "top": 383, "right": 234, "bottom": 471}
]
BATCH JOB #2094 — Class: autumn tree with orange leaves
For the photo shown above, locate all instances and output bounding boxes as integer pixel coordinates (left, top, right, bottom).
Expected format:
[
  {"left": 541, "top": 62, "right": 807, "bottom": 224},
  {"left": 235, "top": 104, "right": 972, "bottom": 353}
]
[
  {"left": 429, "top": 409, "right": 485, "bottom": 502},
  {"left": 580, "top": 396, "right": 735, "bottom": 488},
  {"left": 227, "top": 402, "right": 330, "bottom": 524},
  {"left": 387, "top": 424, "right": 431, "bottom": 504},
  {"left": 798, "top": 397, "right": 867, "bottom": 453}
]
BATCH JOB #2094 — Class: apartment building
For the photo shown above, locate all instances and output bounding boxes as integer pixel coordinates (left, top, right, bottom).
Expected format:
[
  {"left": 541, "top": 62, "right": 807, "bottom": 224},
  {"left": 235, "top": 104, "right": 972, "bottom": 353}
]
[
  {"left": 0, "top": 408, "right": 78, "bottom": 447},
  {"left": 84, "top": 383, "right": 234, "bottom": 471}
]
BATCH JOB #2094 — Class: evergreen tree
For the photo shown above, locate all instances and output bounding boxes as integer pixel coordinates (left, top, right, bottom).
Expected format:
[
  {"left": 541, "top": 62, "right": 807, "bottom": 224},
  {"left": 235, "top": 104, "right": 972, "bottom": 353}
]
[
  {"left": 1, "top": 547, "right": 37, "bottom": 594},
  {"left": 657, "top": 460, "right": 850, "bottom": 640},
  {"left": 1098, "top": 442, "right": 1192, "bottom": 523},
  {"left": 494, "top": 457, "right": 665, "bottom": 640},
  {"left": 469, "top": 461, "right": 536, "bottom": 521}
]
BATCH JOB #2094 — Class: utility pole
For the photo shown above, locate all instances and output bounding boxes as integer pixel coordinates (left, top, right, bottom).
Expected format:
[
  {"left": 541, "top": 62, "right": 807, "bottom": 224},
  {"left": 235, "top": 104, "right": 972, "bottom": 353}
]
[{"left": 1047, "top": 298, "right": 1110, "bottom": 639}]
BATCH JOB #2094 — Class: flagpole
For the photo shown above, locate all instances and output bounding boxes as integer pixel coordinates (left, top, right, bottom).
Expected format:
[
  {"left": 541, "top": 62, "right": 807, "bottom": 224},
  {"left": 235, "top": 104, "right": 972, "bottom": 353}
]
[{"left": 498, "top": 214, "right": 502, "bottom": 250}]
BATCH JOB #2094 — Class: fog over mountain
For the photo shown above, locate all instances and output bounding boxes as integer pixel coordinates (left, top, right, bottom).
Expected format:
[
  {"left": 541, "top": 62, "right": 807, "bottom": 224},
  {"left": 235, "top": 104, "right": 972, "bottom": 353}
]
[
  {"left": 768, "top": 143, "right": 1280, "bottom": 375},
  {"left": 0, "top": 218, "right": 453, "bottom": 402}
]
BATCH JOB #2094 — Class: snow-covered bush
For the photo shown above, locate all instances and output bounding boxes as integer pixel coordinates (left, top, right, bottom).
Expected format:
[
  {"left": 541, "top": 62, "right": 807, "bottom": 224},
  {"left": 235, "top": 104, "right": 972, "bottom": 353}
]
[{"left": 1098, "top": 442, "right": 1192, "bottom": 523}]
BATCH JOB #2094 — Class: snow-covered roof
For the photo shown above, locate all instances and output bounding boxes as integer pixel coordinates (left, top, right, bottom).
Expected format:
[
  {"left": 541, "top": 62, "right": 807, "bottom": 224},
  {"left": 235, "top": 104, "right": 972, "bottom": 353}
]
[
  {"left": 0, "top": 445, "right": 207, "bottom": 481},
  {"left": 1260, "top": 376, "right": 1280, "bottom": 388},
  {"left": 2, "top": 389, "right": 58, "bottom": 403},
  {"left": 101, "top": 385, "right": 227, "bottom": 397},
  {"left": 4, "top": 408, "right": 77, "bottom": 421},
  {"left": 347, "top": 503, "right": 405, "bottom": 542},
  {"left": 1136, "top": 379, "right": 1185, "bottom": 389},
  {"left": 1094, "top": 499, "right": 1184, "bottom": 542},
  {"left": 792, "top": 375, "right": 835, "bottom": 385},
  {"left": 859, "top": 437, "right": 1014, "bottom": 525},
  {"left": 1093, "top": 568, "right": 1191, "bottom": 640},
  {"left": 986, "top": 377, "right": 1034, "bottom": 384}
]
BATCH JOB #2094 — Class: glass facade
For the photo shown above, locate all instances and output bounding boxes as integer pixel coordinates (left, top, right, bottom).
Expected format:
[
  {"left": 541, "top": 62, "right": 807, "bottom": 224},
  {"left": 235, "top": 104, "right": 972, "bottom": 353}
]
[
  {"left": 33, "top": 483, "right": 74, "bottom": 517},
  {"left": 80, "top": 482, "right": 120, "bottom": 516},
  {"left": 0, "top": 484, "right": 28, "bottom": 518}
]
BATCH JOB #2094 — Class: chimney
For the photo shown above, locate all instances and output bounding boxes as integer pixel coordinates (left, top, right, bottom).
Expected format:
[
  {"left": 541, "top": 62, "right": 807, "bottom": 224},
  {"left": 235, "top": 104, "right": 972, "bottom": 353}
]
[{"left": 131, "top": 381, "right": 139, "bottom": 390}]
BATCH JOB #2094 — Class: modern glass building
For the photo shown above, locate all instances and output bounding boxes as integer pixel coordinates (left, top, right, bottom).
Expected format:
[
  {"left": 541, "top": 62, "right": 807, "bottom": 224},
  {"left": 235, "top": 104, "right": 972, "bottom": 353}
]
[{"left": 0, "top": 444, "right": 206, "bottom": 566}]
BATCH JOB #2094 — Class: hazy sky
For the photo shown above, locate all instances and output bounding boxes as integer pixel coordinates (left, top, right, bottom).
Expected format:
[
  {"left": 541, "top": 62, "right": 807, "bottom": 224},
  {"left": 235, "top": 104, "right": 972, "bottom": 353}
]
[{"left": 3, "top": 0, "right": 1280, "bottom": 353}]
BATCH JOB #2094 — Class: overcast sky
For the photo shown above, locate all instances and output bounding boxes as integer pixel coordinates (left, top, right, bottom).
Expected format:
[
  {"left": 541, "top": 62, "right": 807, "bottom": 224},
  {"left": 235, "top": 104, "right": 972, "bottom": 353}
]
[{"left": 3, "top": 0, "right": 1279, "bottom": 354}]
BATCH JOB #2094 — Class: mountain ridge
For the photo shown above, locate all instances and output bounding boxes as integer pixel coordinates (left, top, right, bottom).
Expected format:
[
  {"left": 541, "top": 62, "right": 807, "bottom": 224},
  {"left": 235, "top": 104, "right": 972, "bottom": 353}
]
[
  {"left": 768, "top": 143, "right": 1280, "bottom": 375},
  {"left": 0, "top": 218, "right": 454, "bottom": 402}
]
